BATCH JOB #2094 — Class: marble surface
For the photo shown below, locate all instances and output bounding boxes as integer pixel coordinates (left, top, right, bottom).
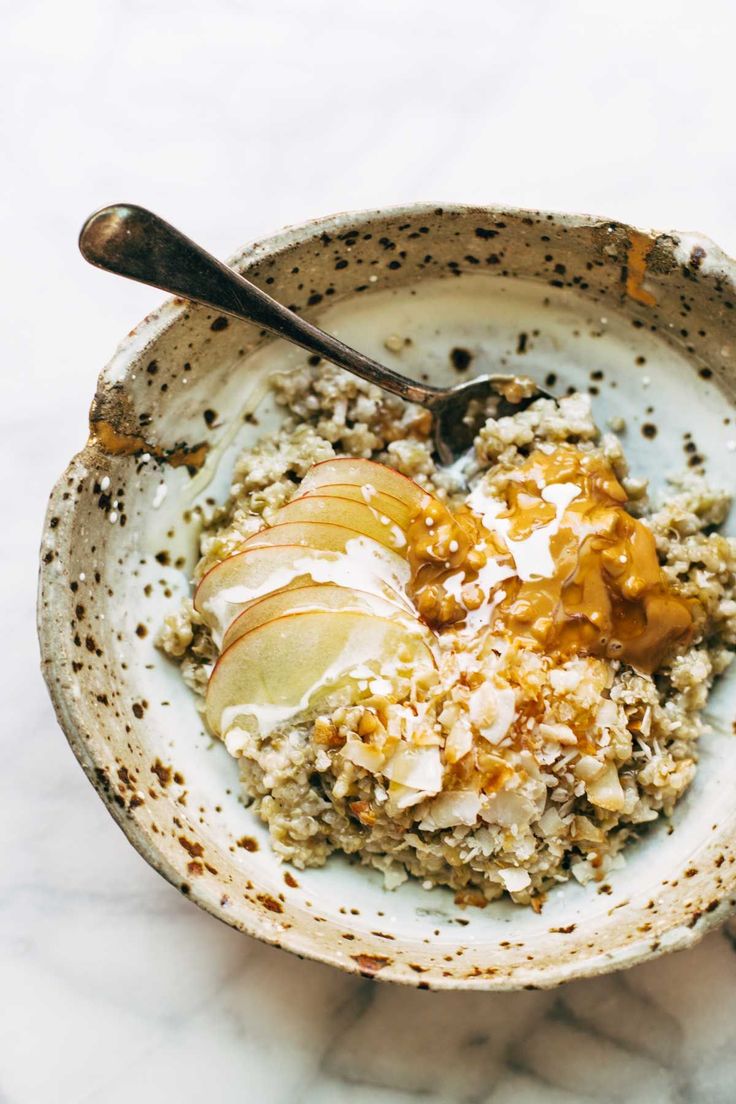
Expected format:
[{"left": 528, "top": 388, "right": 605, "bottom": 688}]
[{"left": 4, "top": 1, "right": 736, "bottom": 1100}]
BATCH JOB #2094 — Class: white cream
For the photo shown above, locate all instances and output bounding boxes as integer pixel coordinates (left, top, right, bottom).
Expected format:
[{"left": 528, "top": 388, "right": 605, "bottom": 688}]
[
  {"left": 367, "top": 509, "right": 406, "bottom": 549},
  {"left": 206, "top": 537, "right": 412, "bottom": 645},
  {"left": 220, "top": 642, "right": 387, "bottom": 741},
  {"left": 442, "top": 556, "right": 514, "bottom": 640},
  {"left": 462, "top": 587, "right": 508, "bottom": 639},
  {"left": 212, "top": 472, "right": 579, "bottom": 755},
  {"left": 440, "top": 569, "right": 466, "bottom": 605},
  {"left": 221, "top": 700, "right": 300, "bottom": 742},
  {"left": 218, "top": 613, "right": 434, "bottom": 744},
  {"left": 467, "top": 480, "right": 580, "bottom": 582}
]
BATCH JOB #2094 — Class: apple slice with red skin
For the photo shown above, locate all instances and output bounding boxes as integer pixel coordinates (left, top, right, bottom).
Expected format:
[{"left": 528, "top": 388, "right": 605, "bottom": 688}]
[
  {"left": 194, "top": 541, "right": 409, "bottom": 643},
  {"left": 268, "top": 495, "right": 408, "bottom": 552},
  {"left": 240, "top": 521, "right": 413, "bottom": 567},
  {"left": 240, "top": 520, "right": 360, "bottom": 552},
  {"left": 205, "top": 608, "right": 435, "bottom": 738},
  {"left": 299, "top": 457, "right": 432, "bottom": 515},
  {"left": 299, "top": 483, "right": 416, "bottom": 528},
  {"left": 221, "top": 582, "right": 418, "bottom": 650}
]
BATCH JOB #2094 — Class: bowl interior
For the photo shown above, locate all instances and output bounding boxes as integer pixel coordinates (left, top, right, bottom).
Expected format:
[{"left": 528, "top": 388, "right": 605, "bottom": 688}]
[{"left": 40, "top": 206, "right": 736, "bottom": 988}]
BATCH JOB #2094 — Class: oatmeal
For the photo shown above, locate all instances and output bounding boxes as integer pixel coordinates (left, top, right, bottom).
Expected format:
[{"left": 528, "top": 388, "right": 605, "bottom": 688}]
[{"left": 158, "top": 365, "right": 736, "bottom": 906}]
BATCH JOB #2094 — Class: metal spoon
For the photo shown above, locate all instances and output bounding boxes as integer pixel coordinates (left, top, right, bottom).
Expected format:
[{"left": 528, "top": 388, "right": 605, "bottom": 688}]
[{"left": 79, "top": 204, "right": 549, "bottom": 464}]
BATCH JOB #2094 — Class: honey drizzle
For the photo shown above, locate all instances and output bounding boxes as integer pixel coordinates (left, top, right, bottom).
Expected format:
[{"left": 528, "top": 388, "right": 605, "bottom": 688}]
[{"left": 406, "top": 445, "right": 696, "bottom": 675}]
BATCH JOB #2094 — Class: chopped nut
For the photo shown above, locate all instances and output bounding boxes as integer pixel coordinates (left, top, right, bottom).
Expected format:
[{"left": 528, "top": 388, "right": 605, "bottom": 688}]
[
  {"left": 313, "top": 717, "right": 345, "bottom": 748},
  {"left": 350, "top": 800, "right": 377, "bottom": 826},
  {"left": 357, "top": 710, "right": 379, "bottom": 737}
]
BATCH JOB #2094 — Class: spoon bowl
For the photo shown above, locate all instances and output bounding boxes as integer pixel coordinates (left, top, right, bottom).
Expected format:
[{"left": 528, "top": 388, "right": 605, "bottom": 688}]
[{"left": 79, "top": 204, "right": 549, "bottom": 463}]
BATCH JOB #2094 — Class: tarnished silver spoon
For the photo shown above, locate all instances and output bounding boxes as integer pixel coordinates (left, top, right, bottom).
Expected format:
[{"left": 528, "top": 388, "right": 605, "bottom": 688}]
[{"left": 79, "top": 204, "right": 549, "bottom": 464}]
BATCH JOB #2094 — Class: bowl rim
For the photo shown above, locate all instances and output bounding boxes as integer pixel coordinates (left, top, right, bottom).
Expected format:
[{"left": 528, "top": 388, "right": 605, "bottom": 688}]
[{"left": 38, "top": 201, "right": 736, "bottom": 989}]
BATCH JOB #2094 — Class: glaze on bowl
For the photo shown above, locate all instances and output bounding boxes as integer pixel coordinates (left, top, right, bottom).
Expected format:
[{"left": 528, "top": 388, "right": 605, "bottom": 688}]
[{"left": 38, "top": 204, "right": 736, "bottom": 989}]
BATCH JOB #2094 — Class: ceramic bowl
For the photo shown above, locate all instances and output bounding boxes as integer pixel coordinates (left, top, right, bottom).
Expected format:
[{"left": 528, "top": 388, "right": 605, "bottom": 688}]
[{"left": 39, "top": 204, "right": 736, "bottom": 989}]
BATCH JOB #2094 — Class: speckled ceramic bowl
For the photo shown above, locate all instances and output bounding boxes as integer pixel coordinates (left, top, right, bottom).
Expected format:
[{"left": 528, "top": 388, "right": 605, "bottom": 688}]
[{"left": 39, "top": 204, "right": 736, "bottom": 989}]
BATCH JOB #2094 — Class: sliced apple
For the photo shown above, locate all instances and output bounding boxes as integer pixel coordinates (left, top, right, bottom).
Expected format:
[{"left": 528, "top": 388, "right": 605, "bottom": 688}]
[
  {"left": 300, "top": 483, "right": 416, "bottom": 528},
  {"left": 205, "top": 609, "right": 435, "bottom": 738},
  {"left": 299, "top": 457, "right": 432, "bottom": 515},
  {"left": 269, "top": 495, "right": 409, "bottom": 552},
  {"left": 194, "top": 542, "right": 410, "bottom": 644},
  {"left": 221, "top": 582, "right": 416, "bottom": 650},
  {"left": 241, "top": 520, "right": 361, "bottom": 553}
]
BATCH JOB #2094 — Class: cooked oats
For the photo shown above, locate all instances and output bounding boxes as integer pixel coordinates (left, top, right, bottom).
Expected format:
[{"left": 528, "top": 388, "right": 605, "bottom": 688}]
[{"left": 158, "top": 364, "right": 736, "bottom": 906}]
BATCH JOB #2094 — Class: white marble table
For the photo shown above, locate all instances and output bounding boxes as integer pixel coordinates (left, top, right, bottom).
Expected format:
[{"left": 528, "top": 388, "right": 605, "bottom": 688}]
[{"left": 4, "top": 2, "right": 736, "bottom": 1100}]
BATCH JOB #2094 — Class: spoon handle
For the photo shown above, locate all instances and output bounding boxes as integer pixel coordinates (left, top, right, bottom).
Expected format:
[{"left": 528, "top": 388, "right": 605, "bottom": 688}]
[{"left": 79, "top": 204, "right": 440, "bottom": 405}]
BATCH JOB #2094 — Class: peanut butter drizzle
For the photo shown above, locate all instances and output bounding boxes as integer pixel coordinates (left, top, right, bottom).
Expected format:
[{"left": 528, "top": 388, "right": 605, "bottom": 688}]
[
  {"left": 90, "top": 418, "right": 210, "bottom": 471},
  {"left": 625, "top": 230, "right": 657, "bottom": 308},
  {"left": 406, "top": 500, "right": 487, "bottom": 627},
  {"left": 406, "top": 446, "right": 697, "bottom": 675}
]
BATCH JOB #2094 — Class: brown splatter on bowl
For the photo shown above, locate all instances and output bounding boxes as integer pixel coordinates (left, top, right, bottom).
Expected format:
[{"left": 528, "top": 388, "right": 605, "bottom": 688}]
[{"left": 38, "top": 204, "right": 736, "bottom": 989}]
